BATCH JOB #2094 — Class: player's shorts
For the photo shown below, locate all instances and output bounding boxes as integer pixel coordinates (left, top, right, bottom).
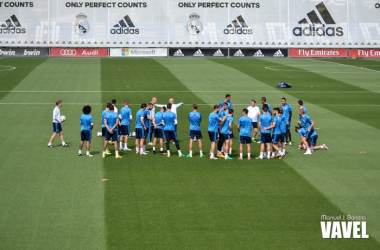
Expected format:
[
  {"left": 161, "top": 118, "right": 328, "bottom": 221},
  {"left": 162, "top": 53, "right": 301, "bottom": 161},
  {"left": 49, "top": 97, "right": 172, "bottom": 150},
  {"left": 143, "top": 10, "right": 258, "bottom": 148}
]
[
  {"left": 305, "top": 129, "right": 315, "bottom": 139},
  {"left": 280, "top": 133, "right": 285, "bottom": 143},
  {"left": 260, "top": 133, "right": 272, "bottom": 143},
  {"left": 272, "top": 134, "right": 281, "bottom": 144},
  {"left": 220, "top": 133, "right": 231, "bottom": 142},
  {"left": 252, "top": 122, "right": 258, "bottom": 129},
  {"left": 144, "top": 128, "right": 149, "bottom": 137},
  {"left": 154, "top": 128, "right": 164, "bottom": 139},
  {"left": 120, "top": 125, "right": 130, "bottom": 136},
  {"left": 230, "top": 132, "right": 235, "bottom": 139},
  {"left": 208, "top": 131, "right": 218, "bottom": 142},
  {"left": 105, "top": 129, "right": 118, "bottom": 141},
  {"left": 81, "top": 130, "right": 92, "bottom": 142},
  {"left": 52, "top": 122, "right": 62, "bottom": 133},
  {"left": 239, "top": 136, "right": 252, "bottom": 144},
  {"left": 135, "top": 128, "right": 145, "bottom": 139},
  {"left": 310, "top": 134, "right": 318, "bottom": 146},
  {"left": 102, "top": 127, "right": 107, "bottom": 137},
  {"left": 189, "top": 130, "right": 202, "bottom": 140},
  {"left": 164, "top": 130, "right": 178, "bottom": 141}
]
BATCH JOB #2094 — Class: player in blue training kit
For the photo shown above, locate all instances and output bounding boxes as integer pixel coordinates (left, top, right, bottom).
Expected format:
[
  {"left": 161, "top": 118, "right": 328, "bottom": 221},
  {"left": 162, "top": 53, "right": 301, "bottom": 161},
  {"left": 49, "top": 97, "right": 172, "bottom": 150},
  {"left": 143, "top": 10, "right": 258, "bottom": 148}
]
[
  {"left": 101, "top": 103, "right": 112, "bottom": 155},
  {"left": 261, "top": 97, "right": 272, "bottom": 115},
  {"left": 219, "top": 93, "right": 233, "bottom": 109},
  {"left": 187, "top": 104, "right": 204, "bottom": 157},
  {"left": 208, "top": 105, "right": 231, "bottom": 160},
  {"left": 79, "top": 105, "right": 94, "bottom": 157},
  {"left": 281, "top": 97, "right": 293, "bottom": 146},
  {"left": 102, "top": 105, "right": 121, "bottom": 158},
  {"left": 257, "top": 106, "right": 272, "bottom": 160},
  {"left": 152, "top": 106, "right": 166, "bottom": 155},
  {"left": 217, "top": 102, "right": 229, "bottom": 157},
  {"left": 237, "top": 108, "right": 253, "bottom": 160},
  {"left": 279, "top": 107, "right": 287, "bottom": 156},
  {"left": 265, "top": 108, "right": 285, "bottom": 159},
  {"left": 119, "top": 100, "right": 132, "bottom": 151},
  {"left": 220, "top": 109, "right": 234, "bottom": 160},
  {"left": 297, "top": 100, "right": 307, "bottom": 122},
  {"left": 135, "top": 103, "right": 148, "bottom": 155},
  {"left": 142, "top": 103, "right": 153, "bottom": 153},
  {"left": 296, "top": 126, "right": 329, "bottom": 154},
  {"left": 163, "top": 103, "right": 184, "bottom": 157},
  {"left": 298, "top": 109, "right": 316, "bottom": 154}
]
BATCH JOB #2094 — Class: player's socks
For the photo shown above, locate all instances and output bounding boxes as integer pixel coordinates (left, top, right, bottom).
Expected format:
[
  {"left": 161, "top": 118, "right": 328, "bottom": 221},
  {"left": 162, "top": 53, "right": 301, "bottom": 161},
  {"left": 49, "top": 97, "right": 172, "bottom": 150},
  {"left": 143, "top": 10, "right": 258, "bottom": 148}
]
[
  {"left": 260, "top": 152, "right": 264, "bottom": 158},
  {"left": 248, "top": 153, "right": 251, "bottom": 158},
  {"left": 79, "top": 150, "right": 82, "bottom": 155},
  {"left": 240, "top": 153, "right": 243, "bottom": 157},
  {"left": 119, "top": 142, "right": 122, "bottom": 148},
  {"left": 229, "top": 148, "right": 232, "bottom": 154},
  {"left": 272, "top": 152, "right": 275, "bottom": 157},
  {"left": 267, "top": 151, "right": 271, "bottom": 159},
  {"left": 153, "top": 147, "right": 156, "bottom": 151},
  {"left": 115, "top": 151, "right": 119, "bottom": 156},
  {"left": 160, "top": 148, "right": 163, "bottom": 152}
]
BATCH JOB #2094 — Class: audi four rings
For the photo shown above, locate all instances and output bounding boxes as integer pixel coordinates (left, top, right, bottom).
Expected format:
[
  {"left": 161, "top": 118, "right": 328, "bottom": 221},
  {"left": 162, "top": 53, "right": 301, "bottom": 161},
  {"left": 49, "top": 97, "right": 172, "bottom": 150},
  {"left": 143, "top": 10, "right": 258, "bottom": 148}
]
[{"left": 60, "top": 49, "right": 77, "bottom": 55}]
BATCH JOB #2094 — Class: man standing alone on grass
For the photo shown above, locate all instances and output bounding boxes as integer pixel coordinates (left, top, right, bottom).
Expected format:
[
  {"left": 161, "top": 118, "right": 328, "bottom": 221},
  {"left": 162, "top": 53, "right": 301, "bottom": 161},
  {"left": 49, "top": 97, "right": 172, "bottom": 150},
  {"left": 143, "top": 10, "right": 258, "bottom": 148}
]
[
  {"left": 78, "top": 105, "right": 93, "bottom": 157},
  {"left": 102, "top": 105, "right": 122, "bottom": 159},
  {"left": 187, "top": 104, "right": 204, "bottom": 158},
  {"left": 163, "top": 103, "right": 185, "bottom": 157},
  {"left": 47, "top": 99, "right": 69, "bottom": 148},
  {"left": 237, "top": 109, "right": 253, "bottom": 160}
]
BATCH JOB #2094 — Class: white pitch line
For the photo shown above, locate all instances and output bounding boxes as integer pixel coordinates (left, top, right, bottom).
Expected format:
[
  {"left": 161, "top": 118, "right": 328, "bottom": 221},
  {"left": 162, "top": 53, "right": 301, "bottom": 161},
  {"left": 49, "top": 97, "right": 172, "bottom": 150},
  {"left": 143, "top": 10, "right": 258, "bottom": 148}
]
[
  {"left": 1, "top": 103, "right": 380, "bottom": 107},
  {"left": 264, "top": 65, "right": 380, "bottom": 74},
  {"left": 308, "top": 58, "right": 380, "bottom": 74}
]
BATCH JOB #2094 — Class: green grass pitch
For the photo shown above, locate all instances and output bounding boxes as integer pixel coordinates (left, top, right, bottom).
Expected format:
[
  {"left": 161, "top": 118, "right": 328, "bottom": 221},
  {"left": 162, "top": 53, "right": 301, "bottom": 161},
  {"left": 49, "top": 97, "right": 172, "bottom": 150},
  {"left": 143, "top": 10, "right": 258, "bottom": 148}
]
[{"left": 0, "top": 57, "right": 379, "bottom": 249}]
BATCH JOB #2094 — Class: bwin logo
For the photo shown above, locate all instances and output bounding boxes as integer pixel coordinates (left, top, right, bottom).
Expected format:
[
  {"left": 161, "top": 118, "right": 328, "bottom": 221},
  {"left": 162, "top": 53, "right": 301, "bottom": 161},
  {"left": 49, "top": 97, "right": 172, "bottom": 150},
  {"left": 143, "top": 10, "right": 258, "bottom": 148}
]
[
  {"left": 0, "top": 14, "right": 26, "bottom": 34},
  {"left": 293, "top": 2, "right": 343, "bottom": 37},
  {"left": 111, "top": 15, "right": 139, "bottom": 35},
  {"left": 224, "top": 15, "right": 252, "bottom": 35}
]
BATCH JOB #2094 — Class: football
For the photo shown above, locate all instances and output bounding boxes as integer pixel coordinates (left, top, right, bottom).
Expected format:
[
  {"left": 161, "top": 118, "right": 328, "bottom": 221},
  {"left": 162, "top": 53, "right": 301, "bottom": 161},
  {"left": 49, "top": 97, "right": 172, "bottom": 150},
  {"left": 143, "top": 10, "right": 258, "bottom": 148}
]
[
  {"left": 97, "top": 132, "right": 102, "bottom": 137},
  {"left": 59, "top": 115, "right": 66, "bottom": 122}
]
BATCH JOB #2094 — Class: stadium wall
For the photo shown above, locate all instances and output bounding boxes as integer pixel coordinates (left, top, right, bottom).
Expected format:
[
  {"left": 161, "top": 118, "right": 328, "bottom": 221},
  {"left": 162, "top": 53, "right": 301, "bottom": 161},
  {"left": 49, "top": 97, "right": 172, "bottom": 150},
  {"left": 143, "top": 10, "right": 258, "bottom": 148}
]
[
  {"left": 0, "top": 0, "right": 379, "bottom": 48},
  {"left": 1, "top": 47, "right": 380, "bottom": 58}
]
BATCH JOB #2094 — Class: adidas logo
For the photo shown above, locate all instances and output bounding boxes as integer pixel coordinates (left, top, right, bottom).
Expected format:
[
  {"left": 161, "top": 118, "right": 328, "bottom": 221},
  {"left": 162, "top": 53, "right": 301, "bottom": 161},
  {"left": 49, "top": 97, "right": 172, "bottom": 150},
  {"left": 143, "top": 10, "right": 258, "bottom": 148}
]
[
  {"left": 213, "top": 49, "right": 224, "bottom": 57},
  {"left": 193, "top": 49, "right": 204, "bottom": 57},
  {"left": 0, "top": 14, "right": 26, "bottom": 34},
  {"left": 224, "top": 15, "right": 252, "bottom": 34},
  {"left": 293, "top": 2, "right": 343, "bottom": 37},
  {"left": 110, "top": 15, "right": 139, "bottom": 34},
  {"left": 173, "top": 49, "right": 184, "bottom": 57},
  {"left": 253, "top": 50, "right": 264, "bottom": 58},
  {"left": 234, "top": 49, "right": 245, "bottom": 57},
  {"left": 273, "top": 50, "right": 284, "bottom": 58}
]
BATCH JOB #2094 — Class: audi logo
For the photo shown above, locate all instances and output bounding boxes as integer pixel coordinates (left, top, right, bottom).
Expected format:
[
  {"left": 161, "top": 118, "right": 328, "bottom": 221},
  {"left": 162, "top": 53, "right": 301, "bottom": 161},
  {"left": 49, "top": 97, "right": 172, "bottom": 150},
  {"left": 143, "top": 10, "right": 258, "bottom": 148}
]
[
  {"left": 60, "top": 49, "right": 77, "bottom": 55},
  {"left": 376, "top": 3, "right": 380, "bottom": 8}
]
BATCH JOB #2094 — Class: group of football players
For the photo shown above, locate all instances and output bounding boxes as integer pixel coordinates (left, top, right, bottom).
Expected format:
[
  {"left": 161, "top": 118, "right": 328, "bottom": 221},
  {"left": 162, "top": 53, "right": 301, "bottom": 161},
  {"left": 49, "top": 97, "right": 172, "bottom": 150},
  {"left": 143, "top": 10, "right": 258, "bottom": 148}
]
[{"left": 47, "top": 94, "right": 328, "bottom": 159}]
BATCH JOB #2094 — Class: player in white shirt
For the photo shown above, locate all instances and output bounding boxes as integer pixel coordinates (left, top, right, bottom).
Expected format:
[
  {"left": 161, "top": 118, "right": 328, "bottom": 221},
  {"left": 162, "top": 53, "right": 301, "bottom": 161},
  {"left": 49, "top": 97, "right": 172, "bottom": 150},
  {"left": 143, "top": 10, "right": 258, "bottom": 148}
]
[
  {"left": 247, "top": 99, "right": 260, "bottom": 142},
  {"left": 47, "top": 99, "right": 69, "bottom": 148}
]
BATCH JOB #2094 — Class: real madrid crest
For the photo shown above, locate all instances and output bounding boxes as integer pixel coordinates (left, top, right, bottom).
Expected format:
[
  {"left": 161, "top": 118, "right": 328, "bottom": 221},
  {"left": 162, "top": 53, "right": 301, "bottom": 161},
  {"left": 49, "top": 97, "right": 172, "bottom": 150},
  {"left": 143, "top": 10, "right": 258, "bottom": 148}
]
[
  {"left": 187, "top": 13, "right": 202, "bottom": 35},
  {"left": 74, "top": 13, "right": 90, "bottom": 35}
]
